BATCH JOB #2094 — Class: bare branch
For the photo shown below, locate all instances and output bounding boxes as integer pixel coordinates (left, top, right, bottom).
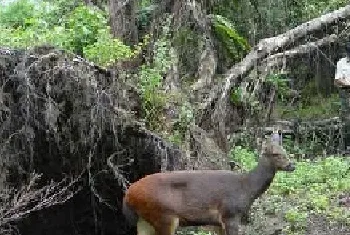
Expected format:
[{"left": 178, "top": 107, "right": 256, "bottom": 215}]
[
  {"left": 107, "top": 152, "right": 131, "bottom": 192},
  {"left": 0, "top": 172, "right": 83, "bottom": 228},
  {"left": 202, "top": 5, "right": 350, "bottom": 123},
  {"left": 195, "top": 5, "right": 350, "bottom": 152},
  {"left": 262, "top": 34, "right": 340, "bottom": 69}
]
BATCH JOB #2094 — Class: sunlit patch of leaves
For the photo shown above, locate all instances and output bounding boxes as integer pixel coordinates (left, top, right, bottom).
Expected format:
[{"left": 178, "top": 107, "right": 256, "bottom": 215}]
[{"left": 0, "top": 0, "right": 134, "bottom": 64}]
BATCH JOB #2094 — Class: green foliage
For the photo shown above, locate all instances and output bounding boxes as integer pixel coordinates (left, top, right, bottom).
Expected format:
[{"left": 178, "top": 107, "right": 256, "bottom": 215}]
[
  {"left": 212, "top": 0, "right": 240, "bottom": 18},
  {"left": 138, "top": 65, "right": 167, "bottom": 130},
  {"left": 265, "top": 73, "right": 290, "bottom": 101},
  {"left": 270, "top": 156, "right": 350, "bottom": 232},
  {"left": 212, "top": 15, "right": 250, "bottom": 62},
  {"left": 173, "top": 27, "right": 202, "bottom": 76},
  {"left": 284, "top": 208, "right": 308, "bottom": 231},
  {"left": 0, "top": 0, "right": 133, "bottom": 65},
  {"left": 137, "top": 2, "right": 156, "bottom": 30},
  {"left": 294, "top": 0, "right": 348, "bottom": 23},
  {"left": 167, "top": 131, "right": 183, "bottom": 146},
  {"left": 230, "top": 146, "right": 350, "bottom": 233},
  {"left": 272, "top": 157, "right": 350, "bottom": 194},
  {"left": 212, "top": 0, "right": 348, "bottom": 49},
  {"left": 281, "top": 127, "right": 336, "bottom": 158},
  {"left": 84, "top": 32, "right": 150, "bottom": 67},
  {"left": 0, "top": 0, "right": 35, "bottom": 29},
  {"left": 178, "top": 103, "right": 194, "bottom": 128},
  {"left": 140, "top": 0, "right": 152, "bottom": 8},
  {"left": 229, "top": 73, "right": 291, "bottom": 114},
  {"left": 84, "top": 29, "right": 133, "bottom": 66},
  {"left": 276, "top": 93, "right": 340, "bottom": 120},
  {"left": 276, "top": 79, "right": 340, "bottom": 120},
  {"left": 56, "top": 4, "right": 108, "bottom": 55},
  {"left": 0, "top": 0, "right": 47, "bottom": 47},
  {"left": 230, "top": 146, "right": 258, "bottom": 171},
  {"left": 42, "top": 0, "right": 82, "bottom": 26},
  {"left": 171, "top": 102, "right": 194, "bottom": 141},
  {"left": 230, "top": 87, "right": 243, "bottom": 104},
  {"left": 138, "top": 15, "right": 175, "bottom": 131},
  {"left": 300, "top": 80, "right": 325, "bottom": 106},
  {"left": 281, "top": 135, "right": 305, "bottom": 156}
]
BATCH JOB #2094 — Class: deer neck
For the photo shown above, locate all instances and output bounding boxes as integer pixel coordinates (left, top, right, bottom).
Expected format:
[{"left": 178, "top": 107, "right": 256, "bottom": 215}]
[{"left": 247, "top": 156, "right": 276, "bottom": 200}]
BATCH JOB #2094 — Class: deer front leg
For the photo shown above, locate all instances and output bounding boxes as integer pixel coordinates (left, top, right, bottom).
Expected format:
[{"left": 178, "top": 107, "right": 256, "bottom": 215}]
[
  {"left": 153, "top": 216, "right": 179, "bottom": 235},
  {"left": 223, "top": 216, "right": 240, "bottom": 235},
  {"left": 137, "top": 218, "right": 155, "bottom": 235}
]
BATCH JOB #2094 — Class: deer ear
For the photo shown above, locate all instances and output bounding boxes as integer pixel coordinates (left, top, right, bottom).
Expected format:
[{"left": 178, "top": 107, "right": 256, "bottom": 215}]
[
  {"left": 262, "top": 134, "right": 279, "bottom": 154},
  {"left": 270, "top": 132, "right": 281, "bottom": 145}
]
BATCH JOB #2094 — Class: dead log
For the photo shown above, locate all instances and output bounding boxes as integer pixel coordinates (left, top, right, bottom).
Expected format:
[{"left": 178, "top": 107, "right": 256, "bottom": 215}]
[{"left": 197, "top": 5, "right": 350, "bottom": 153}]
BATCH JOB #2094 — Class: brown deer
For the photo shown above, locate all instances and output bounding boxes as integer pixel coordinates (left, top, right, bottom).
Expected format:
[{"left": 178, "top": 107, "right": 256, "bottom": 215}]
[{"left": 122, "top": 137, "right": 295, "bottom": 235}]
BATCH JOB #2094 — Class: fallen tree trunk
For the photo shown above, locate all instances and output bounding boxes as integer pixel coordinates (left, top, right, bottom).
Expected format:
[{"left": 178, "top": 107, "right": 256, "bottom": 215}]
[
  {"left": 251, "top": 34, "right": 341, "bottom": 99},
  {"left": 198, "top": 4, "right": 350, "bottom": 153}
]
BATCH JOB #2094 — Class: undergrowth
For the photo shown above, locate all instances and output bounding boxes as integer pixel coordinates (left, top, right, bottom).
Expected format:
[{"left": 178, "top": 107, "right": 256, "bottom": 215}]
[
  {"left": 137, "top": 14, "right": 176, "bottom": 132},
  {"left": 276, "top": 93, "right": 340, "bottom": 120},
  {"left": 0, "top": 0, "right": 142, "bottom": 67},
  {"left": 231, "top": 146, "right": 350, "bottom": 234}
]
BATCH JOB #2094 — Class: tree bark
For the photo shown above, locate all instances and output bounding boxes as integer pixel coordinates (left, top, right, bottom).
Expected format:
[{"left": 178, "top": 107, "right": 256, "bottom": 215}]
[
  {"left": 108, "top": 0, "right": 138, "bottom": 45},
  {"left": 214, "top": 5, "right": 350, "bottom": 115}
]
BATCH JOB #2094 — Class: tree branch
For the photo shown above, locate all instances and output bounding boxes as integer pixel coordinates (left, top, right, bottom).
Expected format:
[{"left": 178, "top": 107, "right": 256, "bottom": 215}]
[{"left": 197, "top": 5, "right": 350, "bottom": 145}]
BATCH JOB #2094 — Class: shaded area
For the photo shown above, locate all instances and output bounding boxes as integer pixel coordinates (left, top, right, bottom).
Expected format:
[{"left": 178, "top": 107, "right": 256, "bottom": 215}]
[{"left": 0, "top": 46, "right": 182, "bottom": 235}]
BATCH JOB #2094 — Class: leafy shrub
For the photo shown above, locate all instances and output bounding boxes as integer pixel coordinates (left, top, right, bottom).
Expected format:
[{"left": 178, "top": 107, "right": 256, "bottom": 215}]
[
  {"left": 230, "top": 87, "right": 243, "bottom": 104},
  {"left": 272, "top": 157, "right": 350, "bottom": 195},
  {"left": 40, "top": 0, "right": 82, "bottom": 27},
  {"left": 230, "top": 146, "right": 257, "bottom": 171},
  {"left": 139, "top": 65, "right": 168, "bottom": 130},
  {"left": 56, "top": 4, "right": 108, "bottom": 55},
  {"left": 0, "top": 0, "right": 35, "bottom": 29},
  {"left": 137, "top": 15, "right": 176, "bottom": 131},
  {"left": 84, "top": 28, "right": 135, "bottom": 66},
  {"left": 177, "top": 228, "right": 213, "bottom": 235},
  {"left": 0, "top": 0, "right": 134, "bottom": 65}
]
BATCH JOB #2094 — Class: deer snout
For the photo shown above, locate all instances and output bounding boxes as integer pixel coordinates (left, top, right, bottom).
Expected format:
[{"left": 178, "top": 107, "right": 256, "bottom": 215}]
[{"left": 283, "top": 162, "right": 295, "bottom": 172}]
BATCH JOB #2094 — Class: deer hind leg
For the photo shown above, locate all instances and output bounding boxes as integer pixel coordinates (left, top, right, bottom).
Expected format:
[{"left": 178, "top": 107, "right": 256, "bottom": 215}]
[{"left": 137, "top": 217, "right": 155, "bottom": 235}]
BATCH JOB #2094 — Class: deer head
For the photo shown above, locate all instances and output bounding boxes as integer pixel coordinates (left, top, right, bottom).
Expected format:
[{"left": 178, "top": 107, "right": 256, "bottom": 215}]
[{"left": 262, "top": 137, "right": 295, "bottom": 172}]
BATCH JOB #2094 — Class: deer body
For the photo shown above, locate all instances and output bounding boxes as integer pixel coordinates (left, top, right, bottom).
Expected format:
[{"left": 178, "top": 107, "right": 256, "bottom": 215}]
[{"left": 123, "top": 140, "right": 295, "bottom": 235}]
